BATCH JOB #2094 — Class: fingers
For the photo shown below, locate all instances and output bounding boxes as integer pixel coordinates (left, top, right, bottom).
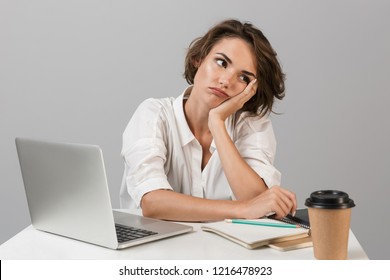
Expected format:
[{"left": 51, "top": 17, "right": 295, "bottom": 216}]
[
  {"left": 209, "top": 79, "right": 258, "bottom": 121},
  {"left": 227, "top": 79, "right": 257, "bottom": 111},
  {"left": 241, "top": 79, "right": 257, "bottom": 101},
  {"left": 269, "top": 186, "right": 297, "bottom": 218},
  {"left": 244, "top": 78, "right": 258, "bottom": 96},
  {"left": 209, "top": 79, "right": 258, "bottom": 126},
  {"left": 242, "top": 186, "right": 297, "bottom": 219},
  {"left": 275, "top": 186, "right": 297, "bottom": 216}
]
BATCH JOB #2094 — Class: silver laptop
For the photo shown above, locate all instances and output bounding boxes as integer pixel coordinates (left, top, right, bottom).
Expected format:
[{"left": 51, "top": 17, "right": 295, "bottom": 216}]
[{"left": 15, "top": 137, "right": 192, "bottom": 249}]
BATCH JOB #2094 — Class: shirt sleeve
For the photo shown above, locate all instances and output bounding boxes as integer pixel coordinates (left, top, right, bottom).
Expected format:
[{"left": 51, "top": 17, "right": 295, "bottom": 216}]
[
  {"left": 120, "top": 99, "right": 173, "bottom": 208},
  {"left": 233, "top": 113, "right": 282, "bottom": 188}
]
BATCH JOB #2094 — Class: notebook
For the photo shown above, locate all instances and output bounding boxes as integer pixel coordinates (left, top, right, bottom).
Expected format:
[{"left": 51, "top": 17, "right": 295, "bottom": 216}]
[
  {"left": 201, "top": 218, "right": 309, "bottom": 249},
  {"left": 267, "top": 236, "right": 312, "bottom": 251},
  {"left": 15, "top": 137, "right": 193, "bottom": 250},
  {"left": 268, "top": 209, "right": 310, "bottom": 229},
  {"left": 266, "top": 209, "right": 312, "bottom": 251}
]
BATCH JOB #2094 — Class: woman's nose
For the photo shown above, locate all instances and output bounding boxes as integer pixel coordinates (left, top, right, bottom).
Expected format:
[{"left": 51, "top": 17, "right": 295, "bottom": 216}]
[{"left": 218, "top": 71, "right": 234, "bottom": 88}]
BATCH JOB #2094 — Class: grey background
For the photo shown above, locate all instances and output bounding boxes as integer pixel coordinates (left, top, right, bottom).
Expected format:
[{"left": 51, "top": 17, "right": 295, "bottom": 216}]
[{"left": 1, "top": 0, "right": 389, "bottom": 259}]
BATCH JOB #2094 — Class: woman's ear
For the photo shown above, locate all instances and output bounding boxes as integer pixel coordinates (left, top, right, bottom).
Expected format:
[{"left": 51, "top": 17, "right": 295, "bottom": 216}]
[{"left": 193, "top": 59, "right": 201, "bottom": 68}]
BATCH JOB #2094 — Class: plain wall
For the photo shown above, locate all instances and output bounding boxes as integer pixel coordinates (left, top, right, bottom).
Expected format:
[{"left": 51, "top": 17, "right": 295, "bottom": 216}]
[{"left": 1, "top": 0, "right": 389, "bottom": 259}]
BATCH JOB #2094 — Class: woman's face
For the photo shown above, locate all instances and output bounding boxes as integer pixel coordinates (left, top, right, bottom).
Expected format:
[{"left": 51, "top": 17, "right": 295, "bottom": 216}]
[{"left": 192, "top": 37, "right": 257, "bottom": 108}]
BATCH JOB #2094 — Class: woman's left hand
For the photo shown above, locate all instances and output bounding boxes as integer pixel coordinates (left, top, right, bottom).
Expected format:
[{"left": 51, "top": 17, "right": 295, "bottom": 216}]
[{"left": 209, "top": 79, "right": 257, "bottom": 125}]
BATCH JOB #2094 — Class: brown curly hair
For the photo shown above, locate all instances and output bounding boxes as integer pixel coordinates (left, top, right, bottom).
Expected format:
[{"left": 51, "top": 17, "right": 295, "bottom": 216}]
[{"left": 184, "top": 19, "right": 285, "bottom": 117}]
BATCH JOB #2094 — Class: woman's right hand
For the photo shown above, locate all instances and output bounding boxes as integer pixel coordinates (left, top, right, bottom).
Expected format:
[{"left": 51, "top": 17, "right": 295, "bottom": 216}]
[{"left": 239, "top": 186, "right": 297, "bottom": 219}]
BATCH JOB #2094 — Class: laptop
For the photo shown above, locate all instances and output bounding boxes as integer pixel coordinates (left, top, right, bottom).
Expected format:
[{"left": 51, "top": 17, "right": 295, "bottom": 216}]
[{"left": 15, "top": 137, "right": 193, "bottom": 249}]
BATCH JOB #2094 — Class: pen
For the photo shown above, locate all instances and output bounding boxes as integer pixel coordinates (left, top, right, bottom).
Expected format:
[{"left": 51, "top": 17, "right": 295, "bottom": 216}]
[{"left": 225, "top": 219, "right": 299, "bottom": 228}]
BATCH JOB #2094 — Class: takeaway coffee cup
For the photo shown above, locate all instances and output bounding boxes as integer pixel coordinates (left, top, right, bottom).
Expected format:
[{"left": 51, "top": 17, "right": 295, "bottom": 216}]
[{"left": 305, "top": 190, "right": 355, "bottom": 260}]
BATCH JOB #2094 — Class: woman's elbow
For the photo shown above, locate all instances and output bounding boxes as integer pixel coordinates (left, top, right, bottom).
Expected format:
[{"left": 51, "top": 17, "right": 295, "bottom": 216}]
[{"left": 140, "top": 191, "right": 160, "bottom": 218}]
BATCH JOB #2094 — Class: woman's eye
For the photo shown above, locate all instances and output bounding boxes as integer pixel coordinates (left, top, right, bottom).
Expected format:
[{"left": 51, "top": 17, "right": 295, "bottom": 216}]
[
  {"left": 239, "top": 75, "right": 251, "bottom": 84},
  {"left": 216, "top": 58, "right": 227, "bottom": 68}
]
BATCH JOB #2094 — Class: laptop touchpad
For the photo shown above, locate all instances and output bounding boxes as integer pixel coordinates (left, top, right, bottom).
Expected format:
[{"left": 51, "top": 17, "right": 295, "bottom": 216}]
[{"left": 113, "top": 210, "right": 156, "bottom": 226}]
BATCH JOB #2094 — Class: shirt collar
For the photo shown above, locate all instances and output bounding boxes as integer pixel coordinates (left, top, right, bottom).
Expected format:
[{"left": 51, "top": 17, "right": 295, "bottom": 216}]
[
  {"left": 173, "top": 87, "right": 196, "bottom": 147},
  {"left": 173, "top": 86, "right": 234, "bottom": 151}
]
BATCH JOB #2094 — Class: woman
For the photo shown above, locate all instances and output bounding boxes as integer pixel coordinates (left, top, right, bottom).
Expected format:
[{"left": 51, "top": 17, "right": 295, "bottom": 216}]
[{"left": 120, "top": 19, "right": 296, "bottom": 221}]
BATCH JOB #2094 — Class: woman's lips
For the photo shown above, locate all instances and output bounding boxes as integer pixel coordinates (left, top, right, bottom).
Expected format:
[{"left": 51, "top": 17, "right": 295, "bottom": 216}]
[{"left": 209, "top": 87, "right": 229, "bottom": 98}]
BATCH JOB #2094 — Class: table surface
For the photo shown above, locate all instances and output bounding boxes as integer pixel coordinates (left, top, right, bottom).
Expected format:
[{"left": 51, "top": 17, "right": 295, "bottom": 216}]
[{"left": 0, "top": 210, "right": 369, "bottom": 260}]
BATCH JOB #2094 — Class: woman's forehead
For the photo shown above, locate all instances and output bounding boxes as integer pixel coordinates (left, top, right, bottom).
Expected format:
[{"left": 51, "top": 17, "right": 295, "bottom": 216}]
[{"left": 209, "top": 38, "right": 257, "bottom": 72}]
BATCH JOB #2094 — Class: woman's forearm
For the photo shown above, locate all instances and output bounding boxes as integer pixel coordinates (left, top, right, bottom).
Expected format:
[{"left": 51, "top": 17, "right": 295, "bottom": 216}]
[
  {"left": 141, "top": 189, "right": 243, "bottom": 222},
  {"left": 208, "top": 116, "right": 268, "bottom": 200},
  {"left": 141, "top": 187, "right": 297, "bottom": 222}
]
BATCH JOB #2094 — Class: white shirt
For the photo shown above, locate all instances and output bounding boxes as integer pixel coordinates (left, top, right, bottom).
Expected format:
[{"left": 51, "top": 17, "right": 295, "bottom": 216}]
[{"left": 120, "top": 87, "right": 281, "bottom": 209}]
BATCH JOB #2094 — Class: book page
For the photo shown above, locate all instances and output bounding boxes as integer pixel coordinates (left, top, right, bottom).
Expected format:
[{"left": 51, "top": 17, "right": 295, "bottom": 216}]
[{"left": 201, "top": 219, "right": 309, "bottom": 247}]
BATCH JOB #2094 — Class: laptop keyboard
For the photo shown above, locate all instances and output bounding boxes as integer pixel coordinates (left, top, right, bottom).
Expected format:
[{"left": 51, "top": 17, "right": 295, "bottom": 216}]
[{"left": 115, "top": 224, "right": 158, "bottom": 243}]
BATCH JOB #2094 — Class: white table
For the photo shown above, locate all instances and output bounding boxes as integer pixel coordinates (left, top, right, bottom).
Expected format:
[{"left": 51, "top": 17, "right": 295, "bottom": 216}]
[{"left": 0, "top": 210, "right": 368, "bottom": 260}]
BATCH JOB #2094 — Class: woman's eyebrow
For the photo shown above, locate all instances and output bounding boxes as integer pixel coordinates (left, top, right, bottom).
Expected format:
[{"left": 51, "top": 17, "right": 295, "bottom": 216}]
[
  {"left": 216, "top": 52, "right": 232, "bottom": 64},
  {"left": 242, "top": 70, "right": 257, "bottom": 79},
  {"left": 216, "top": 52, "right": 257, "bottom": 79}
]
